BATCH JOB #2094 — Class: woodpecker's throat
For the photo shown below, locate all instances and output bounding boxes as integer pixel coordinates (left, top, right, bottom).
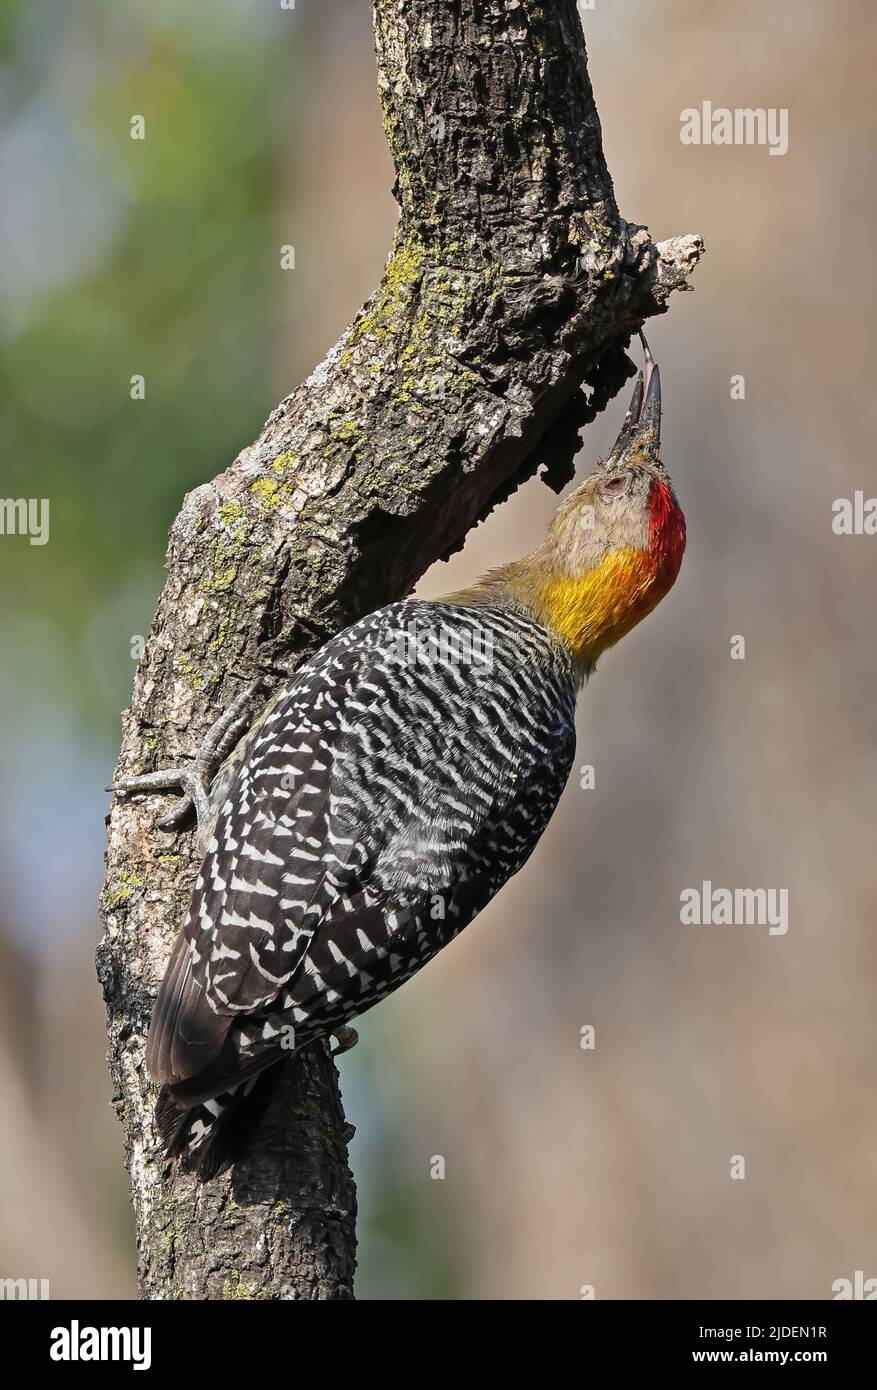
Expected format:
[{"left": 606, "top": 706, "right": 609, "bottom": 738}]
[
  {"left": 528, "top": 483, "right": 685, "bottom": 664},
  {"left": 454, "top": 333, "right": 686, "bottom": 667}
]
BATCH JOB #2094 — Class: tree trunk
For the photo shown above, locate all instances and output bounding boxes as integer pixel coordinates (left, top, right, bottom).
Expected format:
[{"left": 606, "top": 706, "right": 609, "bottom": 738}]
[{"left": 97, "top": 0, "right": 702, "bottom": 1301}]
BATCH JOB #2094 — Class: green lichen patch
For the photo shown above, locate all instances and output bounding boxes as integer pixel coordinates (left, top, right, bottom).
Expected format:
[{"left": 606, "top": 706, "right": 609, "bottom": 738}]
[
  {"left": 343, "top": 233, "right": 425, "bottom": 358},
  {"left": 217, "top": 499, "right": 243, "bottom": 528},
  {"left": 200, "top": 532, "right": 247, "bottom": 595},
  {"left": 270, "top": 451, "right": 298, "bottom": 473},
  {"left": 107, "top": 870, "right": 145, "bottom": 908},
  {"left": 222, "top": 1271, "right": 254, "bottom": 1301},
  {"left": 249, "top": 477, "right": 281, "bottom": 511},
  {"left": 173, "top": 652, "right": 206, "bottom": 689},
  {"left": 209, "top": 614, "right": 231, "bottom": 654},
  {"left": 332, "top": 418, "right": 362, "bottom": 444}
]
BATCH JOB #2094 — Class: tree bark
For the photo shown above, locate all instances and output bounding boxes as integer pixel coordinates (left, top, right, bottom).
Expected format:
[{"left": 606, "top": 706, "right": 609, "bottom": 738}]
[{"left": 97, "top": 0, "right": 702, "bottom": 1301}]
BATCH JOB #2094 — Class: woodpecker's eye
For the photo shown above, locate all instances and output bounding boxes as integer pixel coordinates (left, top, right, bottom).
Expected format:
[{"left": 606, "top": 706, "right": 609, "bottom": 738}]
[{"left": 602, "top": 474, "right": 629, "bottom": 496}]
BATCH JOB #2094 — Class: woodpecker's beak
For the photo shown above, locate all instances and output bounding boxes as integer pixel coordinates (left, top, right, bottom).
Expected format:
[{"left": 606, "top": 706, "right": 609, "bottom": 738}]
[{"left": 605, "top": 331, "right": 662, "bottom": 468}]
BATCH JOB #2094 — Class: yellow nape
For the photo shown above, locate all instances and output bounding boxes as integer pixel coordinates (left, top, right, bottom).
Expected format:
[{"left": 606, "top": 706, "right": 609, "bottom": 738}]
[{"left": 532, "top": 546, "right": 668, "bottom": 664}]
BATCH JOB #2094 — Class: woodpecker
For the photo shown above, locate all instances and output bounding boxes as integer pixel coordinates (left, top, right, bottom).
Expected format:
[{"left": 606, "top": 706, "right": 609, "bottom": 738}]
[{"left": 109, "top": 333, "right": 685, "bottom": 1176}]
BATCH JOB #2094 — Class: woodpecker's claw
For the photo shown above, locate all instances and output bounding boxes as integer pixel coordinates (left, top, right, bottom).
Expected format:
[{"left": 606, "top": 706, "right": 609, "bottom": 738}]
[
  {"left": 330, "top": 1026, "right": 359, "bottom": 1057},
  {"left": 605, "top": 331, "right": 662, "bottom": 469},
  {"left": 106, "top": 765, "right": 212, "bottom": 828}
]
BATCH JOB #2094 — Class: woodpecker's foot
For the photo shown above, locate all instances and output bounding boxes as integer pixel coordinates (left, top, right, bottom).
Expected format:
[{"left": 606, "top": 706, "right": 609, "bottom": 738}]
[
  {"left": 107, "top": 764, "right": 212, "bottom": 828},
  {"left": 330, "top": 1025, "right": 359, "bottom": 1057},
  {"left": 107, "top": 679, "right": 263, "bottom": 830}
]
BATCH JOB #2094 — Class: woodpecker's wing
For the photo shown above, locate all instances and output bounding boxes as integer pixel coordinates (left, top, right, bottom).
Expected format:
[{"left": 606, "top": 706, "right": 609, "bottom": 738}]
[
  {"left": 146, "top": 623, "right": 373, "bottom": 1086},
  {"left": 146, "top": 599, "right": 577, "bottom": 1092}
]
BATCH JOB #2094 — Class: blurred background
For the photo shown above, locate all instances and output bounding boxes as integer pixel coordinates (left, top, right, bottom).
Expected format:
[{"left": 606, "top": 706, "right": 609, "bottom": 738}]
[{"left": 0, "top": 0, "right": 874, "bottom": 1299}]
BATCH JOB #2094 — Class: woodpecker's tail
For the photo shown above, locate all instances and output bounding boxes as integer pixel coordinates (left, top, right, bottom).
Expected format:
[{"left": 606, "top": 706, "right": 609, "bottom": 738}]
[{"left": 155, "top": 1066, "right": 283, "bottom": 1180}]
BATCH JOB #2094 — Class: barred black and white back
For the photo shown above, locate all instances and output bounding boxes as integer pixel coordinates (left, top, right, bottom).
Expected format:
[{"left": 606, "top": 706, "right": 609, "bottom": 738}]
[{"left": 147, "top": 598, "right": 578, "bottom": 1174}]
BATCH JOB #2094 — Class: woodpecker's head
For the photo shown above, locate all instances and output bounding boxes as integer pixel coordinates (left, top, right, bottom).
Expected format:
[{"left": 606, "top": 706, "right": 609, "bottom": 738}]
[{"left": 459, "top": 333, "right": 686, "bottom": 670}]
